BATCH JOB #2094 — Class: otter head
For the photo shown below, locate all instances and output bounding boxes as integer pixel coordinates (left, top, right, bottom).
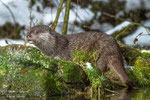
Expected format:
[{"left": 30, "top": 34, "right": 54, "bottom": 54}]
[{"left": 27, "top": 25, "right": 56, "bottom": 47}]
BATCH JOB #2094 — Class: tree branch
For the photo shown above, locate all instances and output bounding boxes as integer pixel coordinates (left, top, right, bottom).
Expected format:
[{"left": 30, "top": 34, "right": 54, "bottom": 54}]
[
  {"left": 62, "top": 0, "right": 71, "bottom": 35},
  {"left": 52, "top": 0, "right": 65, "bottom": 30},
  {"left": 0, "top": 0, "right": 16, "bottom": 24}
]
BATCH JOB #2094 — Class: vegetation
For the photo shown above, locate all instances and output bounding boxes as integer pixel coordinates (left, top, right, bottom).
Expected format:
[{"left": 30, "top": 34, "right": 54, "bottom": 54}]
[
  {"left": 0, "top": 45, "right": 89, "bottom": 97},
  {"left": 73, "top": 48, "right": 128, "bottom": 97},
  {"left": 0, "top": 43, "right": 150, "bottom": 98},
  {"left": 72, "top": 46, "right": 150, "bottom": 99},
  {"left": 128, "top": 54, "right": 150, "bottom": 87},
  {"left": 0, "top": 0, "right": 150, "bottom": 99}
]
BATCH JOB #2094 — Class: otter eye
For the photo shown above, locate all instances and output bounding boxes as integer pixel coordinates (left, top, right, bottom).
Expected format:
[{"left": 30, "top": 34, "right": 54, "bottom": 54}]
[{"left": 35, "top": 31, "right": 39, "bottom": 34}]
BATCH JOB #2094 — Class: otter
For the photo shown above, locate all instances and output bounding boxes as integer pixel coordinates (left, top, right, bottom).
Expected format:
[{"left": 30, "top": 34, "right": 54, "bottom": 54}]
[{"left": 27, "top": 25, "right": 133, "bottom": 88}]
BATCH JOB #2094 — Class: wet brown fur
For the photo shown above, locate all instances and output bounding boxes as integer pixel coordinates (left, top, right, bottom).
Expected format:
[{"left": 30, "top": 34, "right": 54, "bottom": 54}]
[{"left": 27, "top": 25, "right": 133, "bottom": 88}]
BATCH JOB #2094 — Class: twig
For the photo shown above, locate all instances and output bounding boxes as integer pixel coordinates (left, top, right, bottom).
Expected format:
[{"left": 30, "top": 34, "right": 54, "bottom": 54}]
[
  {"left": 71, "top": 9, "right": 84, "bottom": 22},
  {"left": 25, "top": 0, "right": 33, "bottom": 46},
  {"left": 0, "top": 0, "right": 16, "bottom": 24},
  {"left": 105, "top": 88, "right": 119, "bottom": 94},
  {"left": 52, "top": 0, "right": 65, "bottom": 30},
  {"left": 103, "top": 12, "right": 150, "bottom": 35},
  {"left": 62, "top": 0, "right": 71, "bottom": 35},
  {"left": 55, "top": 21, "right": 75, "bottom": 25},
  {"left": 133, "top": 32, "right": 143, "bottom": 44},
  {"left": 29, "top": 8, "right": 32, "bottom": 28},
  {"left": 53, "top": 0, "right": 59, "bottom": 7},
  {"left": 50, "top": 0, "right": 53, "bottom": 23},
  {"left": 5, "top": 40, "right": 9, "bottom": 44},
  {"left": 28, "top": 0, "right": 34, "bottom": 28},
  {"left": 115, "top": 24, "right": 131, "bottom": 40},
  {"left": 71, "top": 0, "right": 78, "bottom": 33}
]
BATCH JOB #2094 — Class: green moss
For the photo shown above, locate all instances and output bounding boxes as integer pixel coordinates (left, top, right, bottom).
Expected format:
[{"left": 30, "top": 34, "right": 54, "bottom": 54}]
[
  {"left": 112, "top": 24, "right": 136, "bottom": 40},
  {"left": 43, "top": 71, "right": 70, "bottom": 97},
  {"left": 0, "top": 45, "right": 69, "bottom": 97},
  {"left": 118, "top": 41, "right": 141, "bottom": 65},
  {"left": 141, "top": 52, "right": 150, "bottom": 58},
  {"left": 72, "top": 48, "right": 123, "bottom": 96},
  {"left": 0, "top": 44, "right": 88, "bottom": 97},
  {"left": 85, "top": 67, "right": 106, "bottom": 94},
  {"left": 73, "top": 48, "right": 99, "bottom": 67},
  {"left": 58, "top": 60, "right": 85, "bottom": 83},
  {"left": 128, "top": 57, "right": 150, "bottom": 87},
  {"left": 2, "top": 44, "right": 149, "bottom": 97}
]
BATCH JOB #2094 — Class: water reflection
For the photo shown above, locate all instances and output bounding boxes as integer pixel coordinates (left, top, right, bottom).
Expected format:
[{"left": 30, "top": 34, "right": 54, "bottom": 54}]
[
  {"left": 105, "top": 88, "right": 130, "bottom": 100},
  {"left": 104, "top": 88, "right": 150, "bottom": 100},
  {"left": 1, "top": 88, "right": 150, "bottom": 100}
]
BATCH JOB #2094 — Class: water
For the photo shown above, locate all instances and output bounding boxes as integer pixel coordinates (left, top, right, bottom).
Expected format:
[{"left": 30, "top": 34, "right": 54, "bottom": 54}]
[
  {"left": 0, "top": 88, "right": 150, "bottom": 100},
  {"left": 103, "top": 88, "right": 150, "bottom": 100}
]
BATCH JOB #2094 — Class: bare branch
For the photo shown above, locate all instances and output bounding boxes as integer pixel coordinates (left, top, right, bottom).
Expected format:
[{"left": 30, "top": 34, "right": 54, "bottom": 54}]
[
  {"left": 0, "top": 0, "right": 16, "bottom": 24},
  {"left": 52, "top": 0, "right": 65, "bottom": 30},
  {"left": 103, "top": 12, "right": 150, "bottom": 35},
  {"left": 71, "top": 0, "right": 78, "bottom": 33},
  {"left": 62, "top": 0, "right": 71, "bottom": 35}
]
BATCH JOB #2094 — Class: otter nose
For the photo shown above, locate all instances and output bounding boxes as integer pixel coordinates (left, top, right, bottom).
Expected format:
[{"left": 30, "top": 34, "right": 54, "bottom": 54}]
[{"left": 27, "top": 34, "right": 31, "bottom": 38}]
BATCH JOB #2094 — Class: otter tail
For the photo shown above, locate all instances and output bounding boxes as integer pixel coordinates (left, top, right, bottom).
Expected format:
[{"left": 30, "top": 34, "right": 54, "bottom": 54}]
[{"left": 107, "top": 55, "right": 131, "bottom": 85}]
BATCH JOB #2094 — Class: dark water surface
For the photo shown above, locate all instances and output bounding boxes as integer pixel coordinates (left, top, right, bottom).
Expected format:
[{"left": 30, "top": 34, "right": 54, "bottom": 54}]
[{"left": 0, "top": 88, "right": 150, "bottom": 100}]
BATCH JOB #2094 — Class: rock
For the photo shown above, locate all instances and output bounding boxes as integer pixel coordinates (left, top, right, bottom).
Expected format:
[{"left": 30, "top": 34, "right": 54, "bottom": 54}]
[{"left": 0, "top": 44, "right": 89, "bottom": 97}]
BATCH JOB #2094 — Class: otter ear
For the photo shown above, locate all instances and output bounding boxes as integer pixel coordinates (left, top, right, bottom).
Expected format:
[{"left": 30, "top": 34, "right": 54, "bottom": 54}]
[{"left": 49, "top": 28, "right": 60, "bottom": 36}]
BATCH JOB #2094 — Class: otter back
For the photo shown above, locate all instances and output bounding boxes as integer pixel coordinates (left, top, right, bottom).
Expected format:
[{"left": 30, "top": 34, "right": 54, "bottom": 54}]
[{"left": 27, "top": 25, "right": 133, "bottom": 88}]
